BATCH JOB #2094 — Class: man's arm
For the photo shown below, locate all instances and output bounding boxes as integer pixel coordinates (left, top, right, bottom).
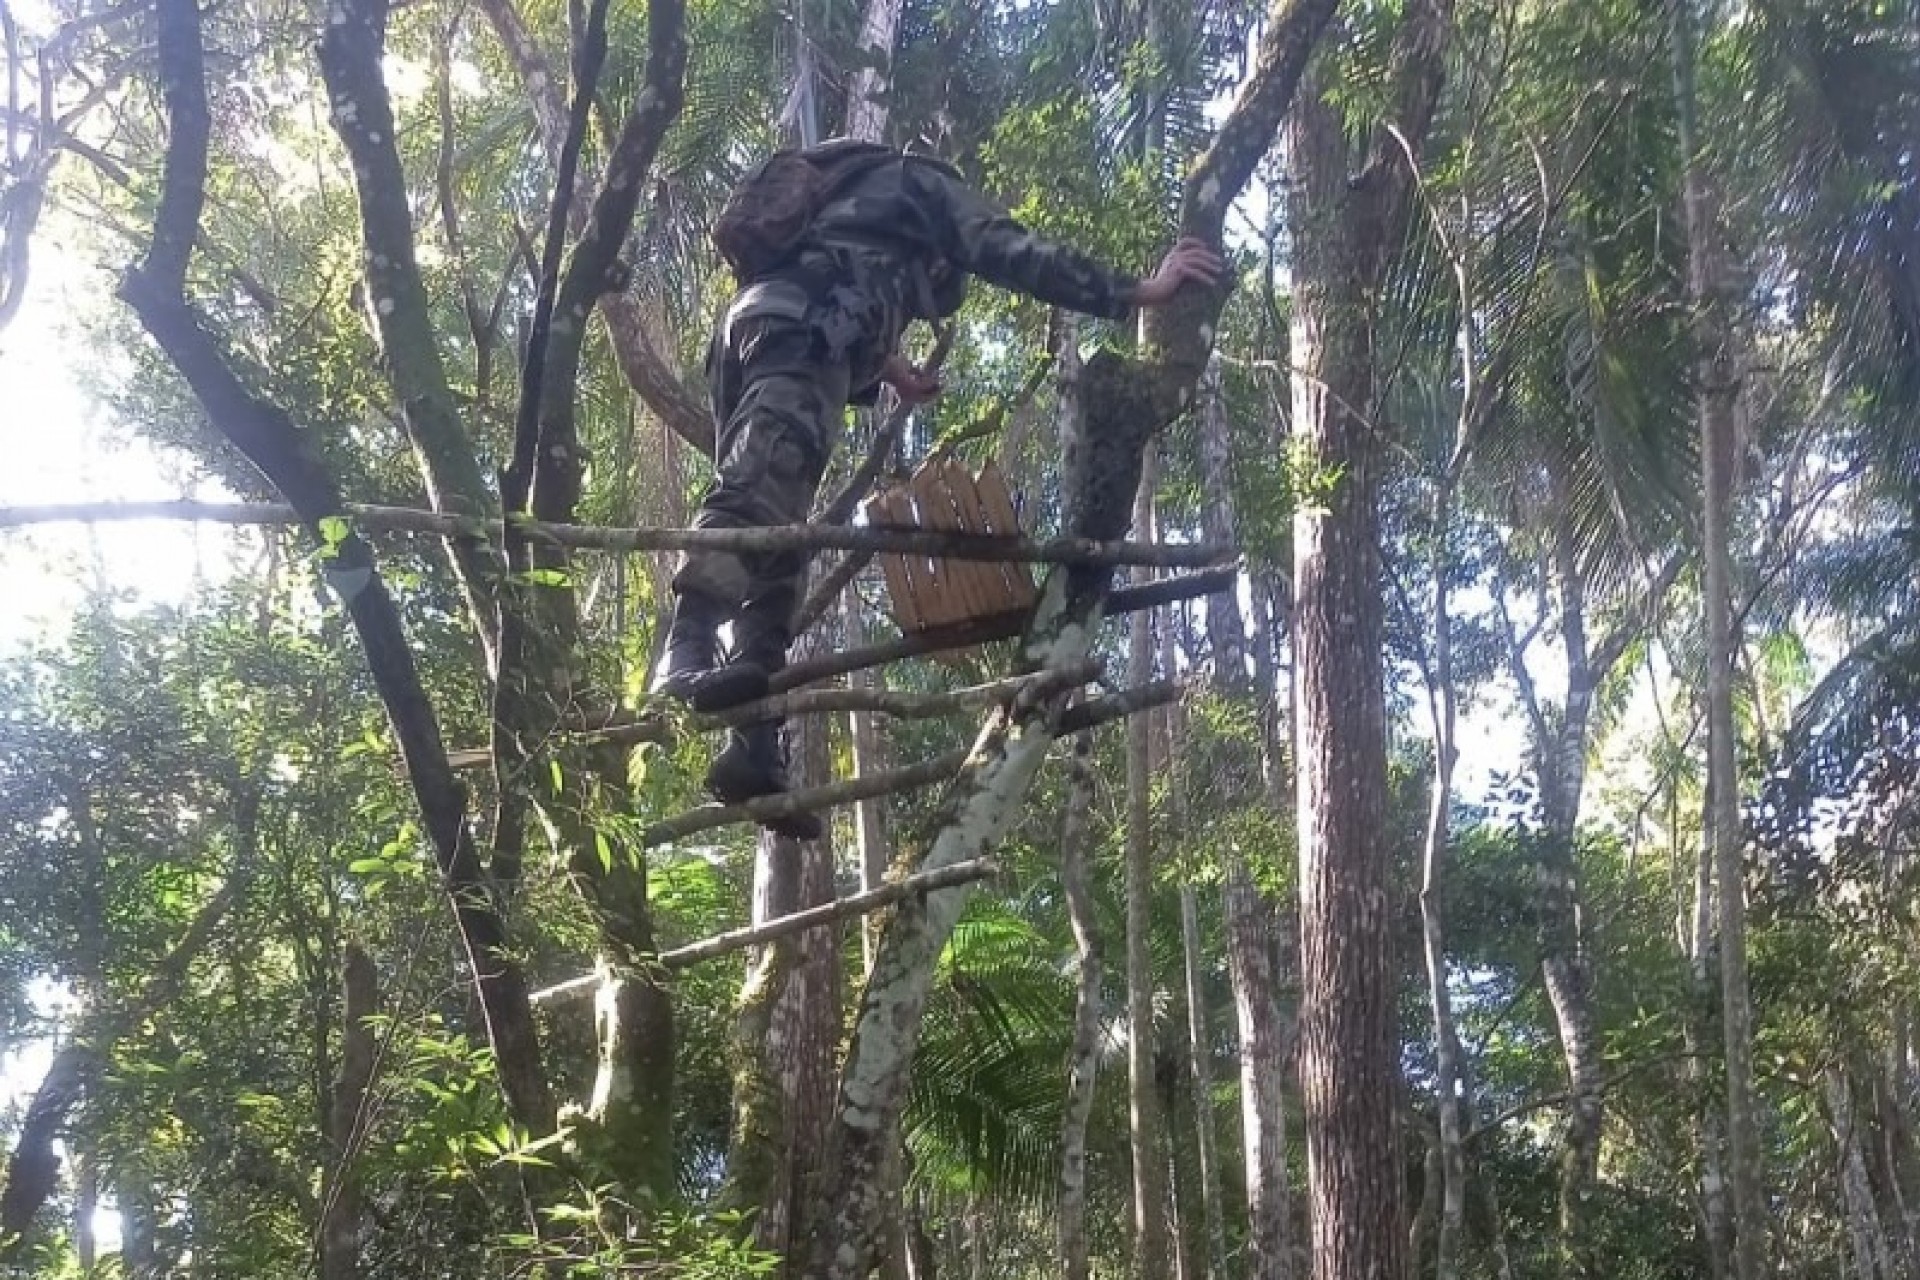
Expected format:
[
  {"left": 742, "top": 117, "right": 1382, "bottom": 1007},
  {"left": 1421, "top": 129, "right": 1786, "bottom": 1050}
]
[{"left": 920, "top": 166, "right": 1222, "bottom": 320}]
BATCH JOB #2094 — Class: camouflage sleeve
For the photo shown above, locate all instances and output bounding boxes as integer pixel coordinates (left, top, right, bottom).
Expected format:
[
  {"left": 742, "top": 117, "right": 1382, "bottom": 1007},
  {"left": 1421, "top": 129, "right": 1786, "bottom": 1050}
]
[{"left": 915, "top": 165, "right": 1138, "bottom": 321}]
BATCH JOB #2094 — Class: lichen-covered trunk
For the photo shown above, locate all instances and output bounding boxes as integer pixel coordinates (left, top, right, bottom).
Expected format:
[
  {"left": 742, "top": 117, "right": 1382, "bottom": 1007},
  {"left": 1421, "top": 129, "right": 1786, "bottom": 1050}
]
[
  {"left": 1126, "top": 453, "right": 1172, "bottom": 1280},
  {"left": 729, "top": 709, "right": 843, "bottom": 1269},
  {"left": 802, "top": 1, "right": 1341, "bottom": 1268},
  {"left": 1200, "top": 245, "right": 1294, "bottom": 1280},
  {"left": 1831, "top": 1069, "right": 1896, "bottom": 1280},
  {"left": 1672, "top": 3, "right": 1766, "bottom": 1273},
  {"left": 1286, "top": 78, "right": 1406, "bottom": 1280},
  {"left": 321, "top": 945, "right": 377, "bottom": 1280},
  {"left": 1059, "top": 727, "right": 1103, "bottom": 1280},
  {"left": 1421, "top": 483, "right": 1468, "bottom": 1280}
]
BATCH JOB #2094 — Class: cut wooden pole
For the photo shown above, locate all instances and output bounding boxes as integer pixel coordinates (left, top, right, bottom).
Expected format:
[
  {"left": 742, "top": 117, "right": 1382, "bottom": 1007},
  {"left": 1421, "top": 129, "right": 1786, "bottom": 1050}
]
[
  {"left": 642, "top": 750, "right": 968, "bottom": 848},
  {"left": 0, "top": 499, "right": 1231, "bottom": 568},
  {"left": 444, "top": 664, "right": 1103, "bottom": 769},
  {"left": 771, "top": 567, "right": 1239, "bottom": 695},
  {"left": 531, "top": 856, "right": 1001, "bottom": 1003},
  {"left": 637, "top": 681, "right": 1181, "bottom": 846},
  {"left": 635, "top": 662, "right": 1096, "bottom": 736}
]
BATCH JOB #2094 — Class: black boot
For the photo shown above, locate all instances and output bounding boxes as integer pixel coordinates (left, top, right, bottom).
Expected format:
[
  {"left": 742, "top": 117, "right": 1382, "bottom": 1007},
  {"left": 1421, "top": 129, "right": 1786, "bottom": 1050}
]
[
  {"left": 675, "top": 584, "right": 795, "bottom": 712},
  {"left": 649, "top": 589, "right": 770, "bottom": 711},
  {"left": 705, "top": 721, "right": 824, "bottom": 842}
]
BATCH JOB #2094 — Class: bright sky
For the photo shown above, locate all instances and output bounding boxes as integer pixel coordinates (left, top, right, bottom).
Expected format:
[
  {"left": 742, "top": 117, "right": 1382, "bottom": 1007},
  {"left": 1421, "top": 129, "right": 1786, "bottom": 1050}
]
[{"left": 0, "top": 232, "right": 248, "bottom": 1260}]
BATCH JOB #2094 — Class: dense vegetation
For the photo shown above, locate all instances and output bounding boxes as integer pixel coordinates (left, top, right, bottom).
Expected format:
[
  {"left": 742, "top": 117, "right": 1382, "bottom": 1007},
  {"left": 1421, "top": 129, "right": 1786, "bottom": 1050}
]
[{"left": 1, "top": 0, "right": 1917, "bottom": 1277}]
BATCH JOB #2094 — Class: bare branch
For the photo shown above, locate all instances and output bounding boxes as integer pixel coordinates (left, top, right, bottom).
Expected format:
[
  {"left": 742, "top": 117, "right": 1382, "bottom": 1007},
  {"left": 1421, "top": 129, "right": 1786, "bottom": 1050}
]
[
  {"left": 532, "top": 859, "right": 1002, "bottom": 1003},
  {"left": 119, "top": 0, "right": 550, "bottom": 1137},
  {"left": 316, "top": 0, "right": 503, "bottom": 658},
  {"left": 474, "top": 0, "right": 713, "bottom": 452},
  {"left": 642, "top": 750, "right": 968, "bottom": 848},
  {"left": 777, "top": 569, "right": 1235, "bottom": 694},
  {"left": 0, "top": 499, "right": 1234, "bottom": 568}
]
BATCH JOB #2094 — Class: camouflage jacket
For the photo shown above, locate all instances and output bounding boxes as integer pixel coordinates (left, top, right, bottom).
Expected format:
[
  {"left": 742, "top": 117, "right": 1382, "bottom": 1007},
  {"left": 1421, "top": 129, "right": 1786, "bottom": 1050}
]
[
  {"left": 802, "top": 151, "right": 1140, "bottom": 328},
  {"left": 724, "top": 148, "right": 1139, "bottom": 405}
]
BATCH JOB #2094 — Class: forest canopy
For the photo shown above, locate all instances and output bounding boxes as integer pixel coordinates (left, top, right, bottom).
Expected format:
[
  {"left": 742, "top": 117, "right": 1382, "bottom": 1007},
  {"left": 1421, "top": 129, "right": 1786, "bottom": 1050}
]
[{"left": 0, "top": 0, "right": 1917, "bottom": 1278}]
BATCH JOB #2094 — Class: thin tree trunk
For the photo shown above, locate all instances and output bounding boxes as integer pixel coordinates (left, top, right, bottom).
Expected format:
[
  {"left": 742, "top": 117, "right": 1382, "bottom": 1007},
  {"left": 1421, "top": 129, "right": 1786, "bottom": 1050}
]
[
  {"left": 74, "top": 1153, "right": 97, "bottom": 1275},
  {"left": 1162, "top": 599, "right": 1229, "bottom": 1280},
  {"left": 1177, "top": 880, "right": 1229, "bottom": 1280},
  {"left": 1198, "top": 356, "right": 1295, "bottom": 1280},
  {"left": 321, "top": 944, "right": 378, "bottom": 1280},
  {"left": 1127, "top": 449, "right": 1172, "bottom": 1280},
  {"left": 1688, "top": 775, "right": 1733, "bottom": 1280},
  {"left": 847, "top": 590, "right": 894, "bottom": 971},
  {"left": 729, "top": 710, "right": 843, "bottom": 1272},
  {"left": 1831, "top": 1069, "right": 1895, "bottom": 1280},
  {"left": 1421, "top": 481, "right": 1468, "bottom": 1280},
  {"left": 1059, "top": 729, "right": 1103, "bottom": 1280},
  {"left": 1672, "top": 4, "right": 1767, "bottom": 1274},
  {"left": 1055, "top": 320, "right": 1101, "bottom": 1280},
  {"left": 1532, "top": 501, "right": 1608, "bottom": 1278}
]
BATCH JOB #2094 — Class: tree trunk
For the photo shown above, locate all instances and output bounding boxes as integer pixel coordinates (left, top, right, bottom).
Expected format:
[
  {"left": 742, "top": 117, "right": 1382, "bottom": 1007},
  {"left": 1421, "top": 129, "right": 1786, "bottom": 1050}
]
[
  {"left": 1831, "top": 1069, "right": 1895, "bottom": 1280},
  {"left": 728, "top": 711, "right": 843, "bottom": 1271},
  {"left": 1059, "top": 726, "right": 1103, "bottom": 1280},
  {"left": 1533, "top": 501, "right": 1608, "bottom": 1278},
  {"left": 1688, "top": 789, "right": 1734, "bottom": 1280},
  {"left": 1177, "top": 879, "right": 1229, "bottom": 1280},
  {"left": 1055, "top": 324, "right": 1102, "bottom": 1280},
  {"left": 1162, "top": 591, "right": 1229, "bottom": 1280},
  {"left": 1420, "top": 480, "right": 1468, "bottom": 1280},
  {"left": 1126, "top": 450, "right": 1173, "bottom": 1280},
  {"left": 1287, "top": 52, "right": 1436, "bottom": 1279},
  {"left": 1672, "top": 3, "right": 1767, "bottom": 1274},
  {"left": 844, "top": 0, "right": 903, "bottom": 143},
  {"left": 74, "top": 1153, "right": 97, "bottom": 1275},
  {"left": 321, "top": 944, "right": 378, "bottom": 1280}
]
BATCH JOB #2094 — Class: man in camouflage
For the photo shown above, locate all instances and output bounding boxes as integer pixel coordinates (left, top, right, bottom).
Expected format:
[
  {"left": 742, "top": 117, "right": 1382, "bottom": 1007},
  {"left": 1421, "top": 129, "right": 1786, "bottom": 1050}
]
[{"left": 655, "top": 139, "right": 1223, "bottom": 839}]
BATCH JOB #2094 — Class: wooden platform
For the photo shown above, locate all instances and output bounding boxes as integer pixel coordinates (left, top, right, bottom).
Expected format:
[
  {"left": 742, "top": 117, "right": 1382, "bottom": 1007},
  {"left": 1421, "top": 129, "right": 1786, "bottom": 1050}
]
[{"left": 861, "top": 459, "right": 1039, "bottom": 634}]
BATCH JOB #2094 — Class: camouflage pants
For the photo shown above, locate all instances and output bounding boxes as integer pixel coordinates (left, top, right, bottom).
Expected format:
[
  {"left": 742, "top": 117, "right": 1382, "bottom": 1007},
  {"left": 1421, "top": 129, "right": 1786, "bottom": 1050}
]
[{"left": 674, "top": 278, "right": 891, "bottom": 633}]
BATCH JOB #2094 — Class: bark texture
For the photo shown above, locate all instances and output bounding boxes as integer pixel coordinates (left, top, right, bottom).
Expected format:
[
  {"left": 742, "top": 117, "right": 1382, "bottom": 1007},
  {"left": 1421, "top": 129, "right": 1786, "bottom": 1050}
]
[
  {"left": 1058, "top": 731, "right": 1104, "bottom": 1280},
  {"left": 1283, "top": 4, "right": 1451, "bottom": 1273},
  {"left": 1287, "top": 81, "right": 1405, "bottom": 1278},
  {"left": 320, "top": 945, "right": 378, "bottom": 1280},
  {"left": 1672, "top": 2, "right": 1767, "bottom": 1273},
  {"left": 1125, "top": 452, "right": 1172, "bottom": 1280}
]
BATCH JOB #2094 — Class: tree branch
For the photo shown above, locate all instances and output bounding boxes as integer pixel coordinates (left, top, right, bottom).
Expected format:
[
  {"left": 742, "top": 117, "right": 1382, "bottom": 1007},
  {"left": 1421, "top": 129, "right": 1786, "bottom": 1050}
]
[
  {"left": 316, "top": 0, "right": 503, "bottom": 660},
  {"left": 0, "top": 500, "right": 1232, "bottom": 567},
  {"left": 532, "top": 858, "right": 1002, "bottom": 1003},
  {"left": 119, "top": 0, "right": 551, "bottom": 1138},
  {"left": 474, "top": 0, "right": 713, "bottom": 453},
  {"left": 637, "top": 680, "right": 1177, "bottom": 850},
  {"left": 642, "top": 750, "right": 968, "bottom": 848},
  {"left": 771, "top": 570, "right": 1235, "bottom": 694}
]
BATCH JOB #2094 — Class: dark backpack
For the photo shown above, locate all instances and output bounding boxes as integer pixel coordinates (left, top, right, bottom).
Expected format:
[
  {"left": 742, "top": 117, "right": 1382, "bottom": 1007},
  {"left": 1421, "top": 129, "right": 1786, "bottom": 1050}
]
[{"left": 712, "top": 140, "right": 901, "bottom": 281}]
